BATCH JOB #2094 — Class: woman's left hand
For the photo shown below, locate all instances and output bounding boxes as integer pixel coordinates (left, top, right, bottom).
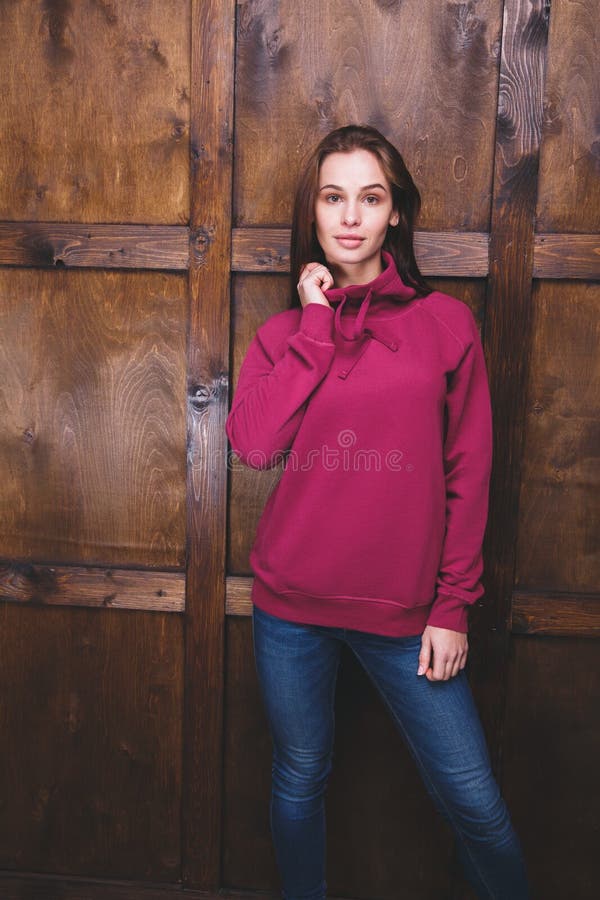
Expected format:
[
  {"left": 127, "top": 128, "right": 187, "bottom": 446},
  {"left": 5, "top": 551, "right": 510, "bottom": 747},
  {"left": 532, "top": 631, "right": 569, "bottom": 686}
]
[{"left": 417, "top": 625, "right": 468, "bottom": 681}]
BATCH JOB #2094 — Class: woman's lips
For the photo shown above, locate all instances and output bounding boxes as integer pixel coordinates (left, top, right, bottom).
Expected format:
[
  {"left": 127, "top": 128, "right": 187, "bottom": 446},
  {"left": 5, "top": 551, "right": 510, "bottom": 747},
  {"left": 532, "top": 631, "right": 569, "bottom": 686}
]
[{"left": 335, "top": 236, "right": 365, "bottom": 249}]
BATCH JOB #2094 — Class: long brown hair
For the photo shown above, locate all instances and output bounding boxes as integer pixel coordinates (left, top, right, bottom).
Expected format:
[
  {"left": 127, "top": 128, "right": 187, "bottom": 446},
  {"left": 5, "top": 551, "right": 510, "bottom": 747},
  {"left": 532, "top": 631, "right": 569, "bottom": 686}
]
[{"left": 290, "top": 124, "right": 434, "bottom": 305}]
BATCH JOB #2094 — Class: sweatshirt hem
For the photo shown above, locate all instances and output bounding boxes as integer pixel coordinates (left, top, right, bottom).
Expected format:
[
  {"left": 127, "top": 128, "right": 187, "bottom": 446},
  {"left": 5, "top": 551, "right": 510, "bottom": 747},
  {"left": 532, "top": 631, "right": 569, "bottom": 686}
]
[{"left": 251, "top": 574, "right": 432, "bottom": 637}]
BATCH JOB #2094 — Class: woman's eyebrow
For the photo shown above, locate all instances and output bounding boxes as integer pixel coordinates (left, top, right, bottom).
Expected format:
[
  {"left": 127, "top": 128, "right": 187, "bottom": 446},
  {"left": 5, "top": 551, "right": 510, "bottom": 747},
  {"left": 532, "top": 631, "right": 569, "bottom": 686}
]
[{"left": 318, "top": 183, "right": 388, "bottom": 192}]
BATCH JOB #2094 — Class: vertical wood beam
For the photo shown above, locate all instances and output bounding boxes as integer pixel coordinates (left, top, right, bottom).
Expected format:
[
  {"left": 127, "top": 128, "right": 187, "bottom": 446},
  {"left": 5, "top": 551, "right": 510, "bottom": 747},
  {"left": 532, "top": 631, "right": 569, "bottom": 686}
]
[
  {"left": 183, "top": 0, "right": 235, "bottom": 888},
  {"left": 470, "top": 0, "right": 552, "bottom": 772}
]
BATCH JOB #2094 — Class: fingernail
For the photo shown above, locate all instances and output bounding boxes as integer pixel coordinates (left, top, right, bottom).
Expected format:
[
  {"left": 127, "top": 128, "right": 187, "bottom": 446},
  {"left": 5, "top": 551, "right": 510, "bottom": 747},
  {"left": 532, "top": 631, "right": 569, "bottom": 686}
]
[{"left": 417, "top": 665, "right": 425, "bottom": 676}]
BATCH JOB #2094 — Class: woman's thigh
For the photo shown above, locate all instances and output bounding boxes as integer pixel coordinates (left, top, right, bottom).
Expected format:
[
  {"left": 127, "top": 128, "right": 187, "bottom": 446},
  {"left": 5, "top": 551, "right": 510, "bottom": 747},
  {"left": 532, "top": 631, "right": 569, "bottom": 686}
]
[
  {"left": 251, "top": 605, "right": 343, "bottom": 752},
  {"left": 346, "top": 631, "right": 501, "bottom": 826}
]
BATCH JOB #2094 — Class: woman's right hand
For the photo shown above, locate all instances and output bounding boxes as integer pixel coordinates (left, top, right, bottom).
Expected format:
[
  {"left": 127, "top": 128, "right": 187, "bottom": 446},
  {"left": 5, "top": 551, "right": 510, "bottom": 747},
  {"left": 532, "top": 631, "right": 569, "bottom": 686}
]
[{"left": 297, "top": 263, "right": 334, "bottom": 309}]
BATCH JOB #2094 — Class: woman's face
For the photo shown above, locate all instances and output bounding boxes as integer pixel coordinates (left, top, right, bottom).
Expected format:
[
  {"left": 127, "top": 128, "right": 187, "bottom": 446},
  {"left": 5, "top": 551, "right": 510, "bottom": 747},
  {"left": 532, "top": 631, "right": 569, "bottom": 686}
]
[{"left": 314, "top": 148, "right": 399, "bottom": 286}]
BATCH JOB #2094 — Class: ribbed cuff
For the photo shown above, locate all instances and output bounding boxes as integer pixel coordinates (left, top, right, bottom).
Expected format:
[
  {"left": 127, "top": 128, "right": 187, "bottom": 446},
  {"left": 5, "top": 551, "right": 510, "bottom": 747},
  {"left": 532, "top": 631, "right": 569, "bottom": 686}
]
[
  {"left": 300, "top": 302, "right": 335, "bottom": 343},
  {"left": 425, "top": 593, "right": 470, "bottom": 633}
]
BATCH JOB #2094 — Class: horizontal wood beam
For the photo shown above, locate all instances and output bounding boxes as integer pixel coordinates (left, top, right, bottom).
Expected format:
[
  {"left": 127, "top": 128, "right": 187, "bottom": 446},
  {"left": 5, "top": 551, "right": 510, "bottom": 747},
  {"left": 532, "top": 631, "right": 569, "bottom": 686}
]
[
  {"left": 1, "top": 223, "right": 598, "bottom": 278},
  {"left": 0, "top": 870, "right": 304, "bottom": 900},
  {"left": 0, "top": 561, "right": 185, "bottom": 612},
  {"left": 532, "top": 233, "right": 600, "bottom": 279},
  {"left": 232, "top": 228, "right": 490, "bottom": 276},
  {"left": 511, "top": 591, "right": 600, "bottom": 636},
  {"left": 0, "top": 222, "right": 189, "bottom": 270},
  {"left": 227, "top": 576, "right": 600, "bottom": 637},
  {"left": 225, "top": 574, "right": 253, "bottom": 614}
]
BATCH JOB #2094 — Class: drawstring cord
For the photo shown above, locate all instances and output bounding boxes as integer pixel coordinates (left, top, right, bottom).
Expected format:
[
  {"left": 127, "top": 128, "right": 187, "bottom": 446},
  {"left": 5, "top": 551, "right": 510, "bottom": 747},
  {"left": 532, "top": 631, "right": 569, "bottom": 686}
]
[{"left": 333, "top": 291, "right": 399, "bottom": 380}]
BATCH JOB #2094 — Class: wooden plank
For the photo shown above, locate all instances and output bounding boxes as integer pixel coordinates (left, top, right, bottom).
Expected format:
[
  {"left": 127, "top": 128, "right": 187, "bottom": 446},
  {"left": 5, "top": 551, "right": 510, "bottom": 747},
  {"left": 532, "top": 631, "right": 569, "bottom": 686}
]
[
  {"left": 515, "top": 281, "right": 600, "bottom": 594},
  {"left": 0, "top": 268, "right": 188, "bottom": 569},
  {"left": 1, "top": 225, "right": 598, "bottom": 278},
  {"left": 0, "top": 871, "right": 285, "bottom": 899},
  {"left": 502, "top": 636, "right": 600, "bottom": 898},
  {"left": 0, "top": 223, "right": 189, "bottom": 270},
  {"left": 0, "top": 562, "right": 185, "bottom": 612},
  {"left": 225, "top": 574, "right": 252, "bottom": 615},
  {"left": 533, "top": 233, "right": 600, "bottom": 279},
  {"left": 536, "top": 0, "right": 599, "bottom": 233},
  {"left": 511, "top": 592, "right": 600, "bottom": 636},
  {"left": 0, "top": 604, "right": 183, "bottom": 880},
  {"left": 183, "top": 0, "right": 235, "bottom": 889},
  {"left": 0, "top": 2, "right": 190, "bottom": 224},
  {"left": 232, "top": 227, "right": 490, "bottom": 275},
  {"left": 469, "top": 0, "right": 553, "bottom": 782},
  {"left": 234, "top": 1, "right": 503, "bottom": 232}
]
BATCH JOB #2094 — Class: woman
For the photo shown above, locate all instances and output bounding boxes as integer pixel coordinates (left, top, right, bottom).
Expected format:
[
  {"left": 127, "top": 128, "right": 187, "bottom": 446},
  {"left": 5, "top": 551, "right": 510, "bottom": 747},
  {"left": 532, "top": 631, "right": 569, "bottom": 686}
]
[{"left": 226, "top": 125, "right": 530, "bottom": 900}]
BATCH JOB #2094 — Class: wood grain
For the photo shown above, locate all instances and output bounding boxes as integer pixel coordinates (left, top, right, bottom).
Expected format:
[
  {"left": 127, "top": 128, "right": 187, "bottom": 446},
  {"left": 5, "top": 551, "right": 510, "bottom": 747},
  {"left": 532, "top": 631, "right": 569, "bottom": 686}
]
[
  {"left": 0, "top": 603, "right": 183, "bottom": 879},
  {"left": 470, "top": 0, "right": 553, "bottom": 794},
  {"left": 533, "top": 233, "right": 600, "bottom": 279},
  {"left": 0, "top": 225, "right": 599, "bottom": 278},
  {"left": 511, "top": 592, "right": 600, "bottom": 635},
  {"left": 536, "top": 0, "right": 600, "bottom": 231},
  {"left": 0, "top": 223, "right": 189, "bottom": 270},
  {"left": 0, "top": 872, "right": 319, "bottom": 900},
  {"left": 232, "top": 228, "right": 490, "bottom": 275},
  {"left": 502, "top": 635, "right": 600, "bottom": 898},
  {"left": 515, "top": 281, "right": 600, "bottom": 593},
  {"left": 234, "top": 0, "right": 503, "bottom": 230},
  {"left": 0, "top": 268, "right": 187, "bottom": 568},
  {"left": 0, "top": 562, "right": 185, "bottom": 612},
  {"left": 0, "top": 0, "right": 190, "bottom": 224},
  {"left": 183, "top": 0, "right": 235, "bottom": 889}
]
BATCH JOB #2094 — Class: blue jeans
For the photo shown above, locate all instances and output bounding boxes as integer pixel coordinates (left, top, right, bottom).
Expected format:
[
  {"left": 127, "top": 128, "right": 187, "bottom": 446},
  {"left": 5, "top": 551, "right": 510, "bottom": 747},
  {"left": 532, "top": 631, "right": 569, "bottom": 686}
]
[{"left": 252, "top": 604, "right": 530, "bottom": 900}]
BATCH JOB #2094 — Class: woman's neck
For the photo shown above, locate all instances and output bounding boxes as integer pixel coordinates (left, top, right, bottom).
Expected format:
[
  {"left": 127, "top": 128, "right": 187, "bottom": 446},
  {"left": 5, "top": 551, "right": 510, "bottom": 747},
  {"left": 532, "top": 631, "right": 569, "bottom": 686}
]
[{"left": 328, "top": 255, "right": 384, "bottom": 289}]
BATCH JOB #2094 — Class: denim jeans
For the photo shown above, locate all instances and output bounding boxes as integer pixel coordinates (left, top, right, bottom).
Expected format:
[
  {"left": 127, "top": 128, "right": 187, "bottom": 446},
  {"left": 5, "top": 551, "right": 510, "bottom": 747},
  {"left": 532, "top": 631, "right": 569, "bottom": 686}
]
[{"left": 252, "top": 604, "right": 530, "bottom": 900}]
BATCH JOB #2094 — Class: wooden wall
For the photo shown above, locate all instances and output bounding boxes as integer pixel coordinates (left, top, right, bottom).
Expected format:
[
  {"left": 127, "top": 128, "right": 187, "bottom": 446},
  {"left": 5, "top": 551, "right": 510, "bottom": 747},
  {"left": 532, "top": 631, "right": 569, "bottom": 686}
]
[{"left": 0, "top": 1, "right": 598, "bottom": 898}]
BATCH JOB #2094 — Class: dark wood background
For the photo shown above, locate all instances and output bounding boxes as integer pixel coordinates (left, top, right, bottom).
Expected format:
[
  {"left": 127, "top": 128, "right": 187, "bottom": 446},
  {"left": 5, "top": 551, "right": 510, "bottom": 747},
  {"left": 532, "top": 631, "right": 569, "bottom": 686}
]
[{"left": 0, "top": 1, "right": 598, "bottom": 898}]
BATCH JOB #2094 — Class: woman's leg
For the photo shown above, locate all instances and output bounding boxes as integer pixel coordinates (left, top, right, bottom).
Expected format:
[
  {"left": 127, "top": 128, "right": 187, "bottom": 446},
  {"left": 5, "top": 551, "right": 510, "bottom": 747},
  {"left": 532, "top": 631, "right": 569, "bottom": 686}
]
[
  {"left": 252, "top": 604, "right": 343, "bottom": 900},
  {"left": 345, "top": 630, "right": 530, "bottom": 900}
]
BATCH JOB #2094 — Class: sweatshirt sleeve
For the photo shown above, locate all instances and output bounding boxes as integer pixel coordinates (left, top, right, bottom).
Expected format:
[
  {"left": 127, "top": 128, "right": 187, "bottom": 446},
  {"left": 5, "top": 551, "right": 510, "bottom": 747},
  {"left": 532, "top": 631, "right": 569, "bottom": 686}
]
[
  {"left": 226, "top": 302, "right": 336, "bottom": 470},
  {"left": 425, "top": 308, "right": 493, "bottom": 634}
]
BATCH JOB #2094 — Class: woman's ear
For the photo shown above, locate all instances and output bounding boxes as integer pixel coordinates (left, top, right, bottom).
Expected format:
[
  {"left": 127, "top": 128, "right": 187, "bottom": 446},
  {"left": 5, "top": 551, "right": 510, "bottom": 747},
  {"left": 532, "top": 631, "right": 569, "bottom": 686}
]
[{"left": 390, "top": 210, "right": 400, "bottom": 227}]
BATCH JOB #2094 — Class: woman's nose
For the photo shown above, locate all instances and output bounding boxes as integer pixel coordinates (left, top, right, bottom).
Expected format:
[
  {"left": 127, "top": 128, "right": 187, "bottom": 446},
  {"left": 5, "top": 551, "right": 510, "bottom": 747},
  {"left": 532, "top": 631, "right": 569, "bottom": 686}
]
[{"left": 342, "top": 205, "right": 360, "bottom": 226}]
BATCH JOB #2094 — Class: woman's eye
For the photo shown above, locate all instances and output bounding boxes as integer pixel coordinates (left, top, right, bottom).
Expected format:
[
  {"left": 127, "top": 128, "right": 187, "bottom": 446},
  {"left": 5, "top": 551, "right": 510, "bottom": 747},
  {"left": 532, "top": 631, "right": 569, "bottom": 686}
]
[
  {"left": 326, "top": 194, "right": 340, "bottom": 203},
  {"left": 364, "top": 195, "right": 379, "bottom": 205}
]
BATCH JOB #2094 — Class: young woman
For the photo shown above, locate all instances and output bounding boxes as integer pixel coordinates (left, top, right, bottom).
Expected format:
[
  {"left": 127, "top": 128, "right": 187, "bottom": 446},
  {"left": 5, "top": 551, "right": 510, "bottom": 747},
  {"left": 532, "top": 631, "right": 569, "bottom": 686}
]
[{"left": 226, "top": 125, "right": 530, "bottom": 900}]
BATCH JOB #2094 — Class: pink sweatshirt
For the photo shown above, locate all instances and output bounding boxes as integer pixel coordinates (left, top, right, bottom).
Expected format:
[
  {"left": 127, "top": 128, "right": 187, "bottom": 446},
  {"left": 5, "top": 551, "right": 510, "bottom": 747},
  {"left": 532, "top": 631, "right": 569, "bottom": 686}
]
[{"left": 226, "top": 251, "right": 493, "bottom": 636}]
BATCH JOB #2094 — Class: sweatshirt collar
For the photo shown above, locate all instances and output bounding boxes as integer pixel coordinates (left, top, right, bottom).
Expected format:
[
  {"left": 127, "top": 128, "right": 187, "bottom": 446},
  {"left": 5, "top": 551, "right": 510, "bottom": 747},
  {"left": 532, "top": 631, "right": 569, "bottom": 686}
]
[{"left": 323, "top": 251, "right": 417, "bottom": 343}]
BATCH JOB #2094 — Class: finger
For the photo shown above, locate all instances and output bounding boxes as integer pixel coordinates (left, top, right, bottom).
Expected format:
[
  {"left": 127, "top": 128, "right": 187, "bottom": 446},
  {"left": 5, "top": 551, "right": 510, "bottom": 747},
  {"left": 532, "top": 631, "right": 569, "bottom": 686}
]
[
  {"left": 321, "top": 270, "right": 334, "bottom": 290},
  {"left": 431, "top": 656, "right": 451, "bottom": 681},
  {"left": 300, "top": 262, "right": 326, "bottom": 280},
  {"left": 417, "top": 638, "right": 431, "bottom": 676}
]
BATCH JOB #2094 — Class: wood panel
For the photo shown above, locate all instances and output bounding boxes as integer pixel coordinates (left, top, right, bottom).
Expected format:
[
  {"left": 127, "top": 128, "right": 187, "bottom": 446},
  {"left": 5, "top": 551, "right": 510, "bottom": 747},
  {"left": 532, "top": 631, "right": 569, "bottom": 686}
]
[
  {"left": 471, "top": 0, "right": 552, "bottom": 780},
  {"left": 0, "top": 0, "right": 190, "bottom": 224},
  {"left": 536, "top": 0, "right": 599, "bottom": 232},
  {"left": 234, "top": 0, "right": 502, "bottom": 229},
  {"left": 502, "top": 635, "right": 600, "bottom": 900},
  {"left": 0, "top": 268, "right": 187, "bottom": 568},
  {"left": 0, "top": 875, "right": 290, "bottom": 900},
  {"left": 0, "top": 603, "right": 183, "bottom": 880},
  {"left": 182, "top": 0, "right": 235, "bottom": 889},
  {"left": 515, "top": 280, "right": 599, "bottom": 593},
  {"left": 0, "top": 223, "right": 189, "bottom": 271},
  {"left": 231, "top": 229, "right": 491, "bottom": 275},
  {"left": 511, "top": 592, "right": 600, "bottom": 636},
  {"left": 533, "top": 234, "right": 600, "bottom": 279},
  {"left": 0, "top": 563, "right": 185, "bottom": 613},
  {"left": 1, "top": 225, "right": 599, "bottom": 279}
]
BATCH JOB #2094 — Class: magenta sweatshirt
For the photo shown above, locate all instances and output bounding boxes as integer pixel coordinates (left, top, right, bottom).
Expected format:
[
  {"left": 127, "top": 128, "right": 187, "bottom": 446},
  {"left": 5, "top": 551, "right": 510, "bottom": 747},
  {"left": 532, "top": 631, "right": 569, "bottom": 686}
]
[{"left": 226, "top": 251, "right": 493, "bottom": 636}]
